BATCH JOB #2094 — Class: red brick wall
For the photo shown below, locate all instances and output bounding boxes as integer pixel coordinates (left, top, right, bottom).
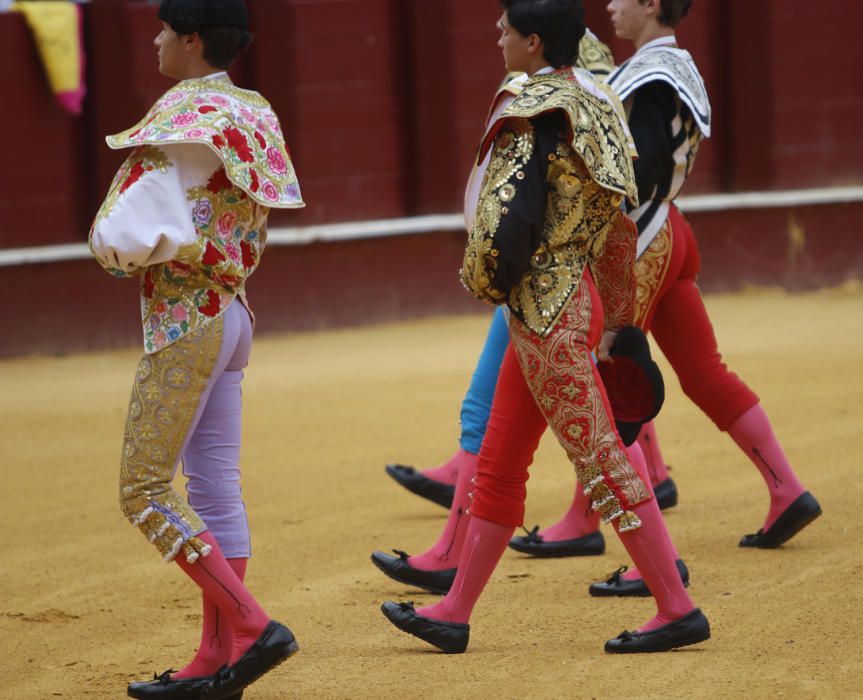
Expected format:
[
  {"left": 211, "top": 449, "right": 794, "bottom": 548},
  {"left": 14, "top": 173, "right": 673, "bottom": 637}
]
[
  {"left": 3, "top": 0, "right": 860, "bottom": 247},
  {"left": 2, "top": 1, "right": 862, "bottom": 356},
  {"left": 587, "top": 0, "right": 863, "bottom": 193},
  {"left": 0, "top": 14, "right": 87, "bottom": 247}
]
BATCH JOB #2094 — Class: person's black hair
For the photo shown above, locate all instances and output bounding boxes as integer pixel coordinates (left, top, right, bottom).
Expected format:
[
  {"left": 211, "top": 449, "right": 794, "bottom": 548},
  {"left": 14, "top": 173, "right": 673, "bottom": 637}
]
[
  {"left": 500, "top": 0, "right": 585, "bottom": 68},
  {"left": 158, "top": 0, "right": 252, "bottom": 69},
  {"left": 196, "top": 27, "right": 253, "bottom": 70},
  {"left": 653, "top": 0, "right": 692, "bottom": 28}
]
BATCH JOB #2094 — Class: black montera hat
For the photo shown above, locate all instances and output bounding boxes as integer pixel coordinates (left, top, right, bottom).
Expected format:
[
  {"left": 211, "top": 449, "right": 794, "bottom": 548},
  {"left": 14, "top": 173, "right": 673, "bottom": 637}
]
[
  {"left": 596, "top": 326, "right": 665, "bottom": 447},
  {"left": 158, "top": 0, "right": 249, "bottom": 34}
]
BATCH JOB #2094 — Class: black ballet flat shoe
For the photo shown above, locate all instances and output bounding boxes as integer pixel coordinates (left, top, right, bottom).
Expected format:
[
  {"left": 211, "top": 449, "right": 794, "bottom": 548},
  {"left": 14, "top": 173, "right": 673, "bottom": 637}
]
[
  {"left": 370, "top": 549, "right": 456, "bottom": 595},
  {"left": 589, "top": 559, "right": 689, "bottom": 598},
  {"left": 202, "top": 621, "right": 299, "bottom": 700},
  {"left": 604, "top": 608, "right": 710, "bottom": 653},
  {"left": 381, "top": 601, "right": 469, "bottom": 654},
  {"left": 508, "top": 526, "right": 605, "bottom": 558},
  {"left": 385, "top": 463, "right": 455, "bottom": 508},
  {"left": 654, "top": 476, "right": 679, "bottom": 511},
  {"left": 127, "top": 671, "right": 243, "bottom": 699},
  {"left": 127, "top": 671, "right": 212, "bottom": 699},
  {"left": 739, "top": 491, "right": 822, "bottom": 549}
]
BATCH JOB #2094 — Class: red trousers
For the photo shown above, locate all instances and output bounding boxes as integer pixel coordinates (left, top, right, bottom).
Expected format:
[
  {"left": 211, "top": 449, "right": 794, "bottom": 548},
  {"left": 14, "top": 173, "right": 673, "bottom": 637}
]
[
  {"left": 636, "top": 206, "right": 759, "bottom": 430},
  {"left": 470, "top": 272, "right": 651, "bottom": 528}
]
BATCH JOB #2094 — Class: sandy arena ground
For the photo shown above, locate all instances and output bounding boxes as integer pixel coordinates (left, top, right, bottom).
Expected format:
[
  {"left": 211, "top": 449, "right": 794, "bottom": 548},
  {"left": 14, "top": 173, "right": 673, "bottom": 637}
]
[{"left": 2, "top": 286, "right": 862, "bottom": 699}]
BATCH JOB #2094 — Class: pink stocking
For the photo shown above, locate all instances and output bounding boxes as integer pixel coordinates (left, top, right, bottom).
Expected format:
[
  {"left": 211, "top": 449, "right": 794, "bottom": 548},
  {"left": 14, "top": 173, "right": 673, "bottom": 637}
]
[
  {"left": 174, "top": 558, "right": 248, "bottom": 679},
  {"left": 175, "top": 531, "right": 270, "bottom": 664},
  {"left": 727, "top": 404, "right": 806, "bottom": 531},
  {"left": 534, "top": 485, "right": 601, "bottom": 542},
  {"left": 409, "top": 452, "right": 478, "bottom": 571},
  {"left": 420, "top": 449, "right": 463, "bottom": 486},
  {"left": 416, "top": 516, "right": 513, "bottom": 624},
  {"left": 637, "top": 420, "right": 670, "bottom": 486},
  {"left": 614, "top": 496, "right": 694, "bottom": 632},
  {"left": 617, "top": 442, "right": 680, "bottom": 583}
]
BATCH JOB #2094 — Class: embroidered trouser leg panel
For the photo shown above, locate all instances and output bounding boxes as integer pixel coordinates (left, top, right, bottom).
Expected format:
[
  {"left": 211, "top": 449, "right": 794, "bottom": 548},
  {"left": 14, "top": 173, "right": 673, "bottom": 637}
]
[
  {"left": 635, "top": 206, "right": 759, "bottom": 430},
  {"left": 470, "top": 273, "right": 651, "bottom": 529},
  {"left": 119, "top": 314, "right": 224, "bottom": 562}
]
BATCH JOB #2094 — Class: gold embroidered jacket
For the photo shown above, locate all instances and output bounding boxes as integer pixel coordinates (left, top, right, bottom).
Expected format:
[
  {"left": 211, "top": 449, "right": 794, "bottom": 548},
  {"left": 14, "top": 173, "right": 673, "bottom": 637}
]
[
  {"left": 89, "top": 75, "right": 303, "bottom": 353},
  {"left": 461, "top": 70, "right": 638, "bottom": 337}
]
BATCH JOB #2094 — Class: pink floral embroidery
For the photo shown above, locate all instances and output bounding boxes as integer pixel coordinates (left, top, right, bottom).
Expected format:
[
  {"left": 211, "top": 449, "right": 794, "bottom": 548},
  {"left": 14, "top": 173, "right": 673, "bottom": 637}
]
[
  {"left": 262, "top": 181, "right": 279, "bottom": 202},
  {"left": 185, "top": 128, "right": 207, "bottom": 139},
  {"left": 211, "top": 95, "right": 229, "bottom": 106},
  {"left": 225, "top": 241, "right": 241, "bottom": 264},
  {"left": 217, "top": 211, "right": 238, "bottom": 239},
  {"left": 172, "top": 112, "right": 198, "bottom": 127},
  {"left": 163, "top": 91, "right": 187, "bottom": 106},
  {"left": 171, "top": 305, "right": 189, "bottom": 322},
  {"left": 266, "top": 146, "right": 287, "bottom": 175}
]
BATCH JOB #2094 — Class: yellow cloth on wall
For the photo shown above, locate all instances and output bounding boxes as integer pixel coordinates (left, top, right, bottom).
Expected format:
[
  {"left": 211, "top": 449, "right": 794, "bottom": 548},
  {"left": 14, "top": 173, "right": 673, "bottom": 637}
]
[{"left": 13, "top": 0, "right": 85, "bottom": 113}]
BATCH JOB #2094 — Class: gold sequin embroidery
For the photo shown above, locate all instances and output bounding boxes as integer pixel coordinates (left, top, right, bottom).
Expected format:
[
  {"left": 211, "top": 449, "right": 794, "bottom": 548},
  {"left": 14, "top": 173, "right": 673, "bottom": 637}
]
[
  {"left": 462, "top": 119, "right": 536, "bottom": 304},
  {"left": 119, "top": 316, "right": 224, "bottom": 562},
  {"left": 634, "top": 221, "right": 673, "bottom": 328}
]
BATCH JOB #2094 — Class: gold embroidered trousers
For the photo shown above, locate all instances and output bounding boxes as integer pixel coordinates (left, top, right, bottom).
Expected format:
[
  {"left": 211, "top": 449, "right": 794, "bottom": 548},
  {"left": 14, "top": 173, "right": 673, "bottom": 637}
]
[
  {"left": 119, "top": 316, "right": 224, "bottom": 562},
  {"left": 469, "top": 273, "right": 651, "bottom": 529}
]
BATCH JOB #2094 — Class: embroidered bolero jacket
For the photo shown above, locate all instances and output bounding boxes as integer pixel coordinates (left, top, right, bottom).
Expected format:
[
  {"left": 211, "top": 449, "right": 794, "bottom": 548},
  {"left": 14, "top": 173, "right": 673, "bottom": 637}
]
[
  {"left": 461, "top": 69, "right": 639, "bottom": 337},
  {"left": 90, "top": 74, "right": 304, "bottom": 353}
]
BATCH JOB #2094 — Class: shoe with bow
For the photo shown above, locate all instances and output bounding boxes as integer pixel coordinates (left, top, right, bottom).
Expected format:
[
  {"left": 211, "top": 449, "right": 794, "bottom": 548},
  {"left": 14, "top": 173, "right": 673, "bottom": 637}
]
[
  {"left": 370, "top": 549, "right": 456, "bottom": 594},
  {"left": 127, "top": 669, "right": 243, "bottom": 699},
  {"left": 380, "top": 601, "right": 469, "bottom": 654},
  {"left": 604, "top": 608, "right": 710, "bottom": 653},
  {"left": 508, "top": 526, "right": 605, "bottom": 558},
  {"left": 588, "top": 559, "right": 689, "bottom": 597}
]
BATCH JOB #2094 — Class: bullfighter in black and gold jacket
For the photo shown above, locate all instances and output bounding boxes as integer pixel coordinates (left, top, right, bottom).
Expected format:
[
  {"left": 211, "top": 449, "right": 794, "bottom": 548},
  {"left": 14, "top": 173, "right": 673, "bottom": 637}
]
[{"left": 380, "top": 0, "right": 710, "bottom": 656}]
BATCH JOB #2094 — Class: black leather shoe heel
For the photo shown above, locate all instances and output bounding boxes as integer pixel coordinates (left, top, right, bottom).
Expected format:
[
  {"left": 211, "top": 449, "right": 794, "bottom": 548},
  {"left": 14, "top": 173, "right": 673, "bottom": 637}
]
[
  {"left": 385, "top": 464, "right": 455, "bottom": 508},
  {"left": 589, "top": 559, "right": 689, "bottom": 597},
  {"left": 739, "top": 491, "right": 822, "bottom": 548},
  {"left": 370, "top": 550, "right": 456, "bottom": 594},
  {"left": 381, "top": 601, "right": 469, "bottom": 654},
  {"left": 508, "top": 527, "right": 605, "bottom": 558},
  {"left": 202, "top": 621, "right": 298, "bottom": 700},
  {"left": 604, "top": 608, "right": 710, "bottom": 653},
  {"left": 654, "top": 476, "right": 679, "bottom": 510}
]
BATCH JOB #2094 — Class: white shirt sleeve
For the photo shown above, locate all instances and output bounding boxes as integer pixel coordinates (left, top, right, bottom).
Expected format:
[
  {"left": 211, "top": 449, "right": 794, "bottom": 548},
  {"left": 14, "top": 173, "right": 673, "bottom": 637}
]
[{"left": 91, "top": 144, "right": 221, "bottom": 274}]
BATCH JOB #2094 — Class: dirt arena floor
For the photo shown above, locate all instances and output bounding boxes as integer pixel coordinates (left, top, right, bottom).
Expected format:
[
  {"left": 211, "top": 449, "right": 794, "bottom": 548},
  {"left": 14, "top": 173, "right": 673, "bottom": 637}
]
[{"left": 2, "top": 286, "right": 862, "bottom": 699}]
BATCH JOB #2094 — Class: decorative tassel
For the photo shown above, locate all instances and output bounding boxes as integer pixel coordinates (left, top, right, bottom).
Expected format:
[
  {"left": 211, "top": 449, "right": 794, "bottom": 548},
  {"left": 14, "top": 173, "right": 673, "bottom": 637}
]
[
  {"left": 617, "top": 510, "right": 642, "bottom": 532},
  {"left": 181, "top": 536, "right": 213, "bottom": 564},
  {"left": 131, "top": 506, "right": 154, "bottom": 526},
  {"left": 164, "top": 536, "right": 184, "bottom": 562}
]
